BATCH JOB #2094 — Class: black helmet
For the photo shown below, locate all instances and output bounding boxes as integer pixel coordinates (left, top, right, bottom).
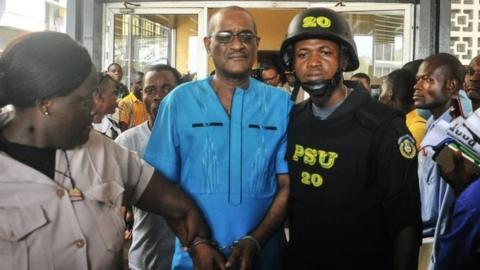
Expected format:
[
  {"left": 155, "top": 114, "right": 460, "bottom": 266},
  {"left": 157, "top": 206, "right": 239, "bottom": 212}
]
[{"left": 280, "top": 8, "right": 359, "bottom": 72}]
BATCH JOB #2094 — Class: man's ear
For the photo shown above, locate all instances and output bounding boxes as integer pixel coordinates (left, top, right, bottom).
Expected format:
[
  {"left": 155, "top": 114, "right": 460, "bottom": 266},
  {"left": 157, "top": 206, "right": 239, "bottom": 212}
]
[
  {"left": 446, "top": 79, "right": 458, "bottom": 95},
  {"left": 93, "top": 90, "right": 105, "bottom": 103},
  {"left": 203, "top": 36, "right": 212, "bottom": 55}
]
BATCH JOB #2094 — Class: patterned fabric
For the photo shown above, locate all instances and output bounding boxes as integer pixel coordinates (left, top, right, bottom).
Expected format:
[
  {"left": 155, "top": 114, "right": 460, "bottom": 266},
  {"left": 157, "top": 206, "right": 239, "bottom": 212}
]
[
  {"left": 118, "top": 92, "right": 148, "bottom": 129},
  {"left": 144, "top": 77, "right": 292, "bottom": 269}
]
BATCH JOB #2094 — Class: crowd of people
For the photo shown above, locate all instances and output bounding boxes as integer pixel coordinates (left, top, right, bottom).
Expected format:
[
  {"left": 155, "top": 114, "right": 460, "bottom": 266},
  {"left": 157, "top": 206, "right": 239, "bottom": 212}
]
[{"left": 0, "top": 5, "right": 479, "bottom": 270}]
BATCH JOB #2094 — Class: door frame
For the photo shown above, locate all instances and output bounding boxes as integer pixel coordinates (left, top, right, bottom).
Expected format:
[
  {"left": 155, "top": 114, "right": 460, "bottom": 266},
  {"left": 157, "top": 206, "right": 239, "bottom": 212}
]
[
  {"left": 103, "top": 4, "right": 206, "bottom": 82},
  {"left": 103, "top": 1, "right": 413, "bottom": 81}
]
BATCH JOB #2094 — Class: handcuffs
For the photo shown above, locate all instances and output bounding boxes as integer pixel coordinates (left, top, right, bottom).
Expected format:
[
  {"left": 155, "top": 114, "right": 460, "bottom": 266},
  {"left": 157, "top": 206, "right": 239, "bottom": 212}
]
[{"left": 188, "top": 235, "right": 261, "bottom": 255}]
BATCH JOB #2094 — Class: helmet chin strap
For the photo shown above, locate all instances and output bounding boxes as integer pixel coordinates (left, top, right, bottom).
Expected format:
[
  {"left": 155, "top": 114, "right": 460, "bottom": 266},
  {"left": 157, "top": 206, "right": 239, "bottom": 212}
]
[
  {"left": 290, "top": 70, "right": 343, "bottom": 102},
  {"left": 300, "top": 70, "right": 343, "bottom": 96}
]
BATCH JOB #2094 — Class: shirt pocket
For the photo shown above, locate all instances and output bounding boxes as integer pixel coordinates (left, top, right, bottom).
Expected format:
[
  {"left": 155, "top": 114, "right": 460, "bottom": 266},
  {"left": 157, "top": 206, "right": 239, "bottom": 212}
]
[
  {"left": 83, "top": 180, "right": 125, "bottom": 252},
  {"left": 0, "top": 205, "right": 49, "bottom": 270},
  {"left": 245, "top": 123, "right": 281, "bottom": 148},
  {"left": 243, "top": 124, "right": 281, "bottom": 196}
]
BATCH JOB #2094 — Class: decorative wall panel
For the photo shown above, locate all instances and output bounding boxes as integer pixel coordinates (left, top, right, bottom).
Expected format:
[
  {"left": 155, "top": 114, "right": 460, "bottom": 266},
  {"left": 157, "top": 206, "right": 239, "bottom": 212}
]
[{"left": 451, "top": 0, "right": 480, "bottom": 64}]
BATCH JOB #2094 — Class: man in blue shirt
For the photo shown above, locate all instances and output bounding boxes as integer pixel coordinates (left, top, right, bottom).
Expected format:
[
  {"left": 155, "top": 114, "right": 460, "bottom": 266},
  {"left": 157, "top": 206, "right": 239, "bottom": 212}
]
[
  {"left": 144, "top": 6, "right": 292, "bottom": 270},
  {"left": 436, "top": 178, "right": 480, "bottom": 270},
  {"left": 413, "top": 54, "right": 466, "bottom": 270},
  {"left": 414, "top": 54, "right": 465, "bottom": 237},
  {"left": 433, "top": 146, "right": 480, "bottom": 270}
]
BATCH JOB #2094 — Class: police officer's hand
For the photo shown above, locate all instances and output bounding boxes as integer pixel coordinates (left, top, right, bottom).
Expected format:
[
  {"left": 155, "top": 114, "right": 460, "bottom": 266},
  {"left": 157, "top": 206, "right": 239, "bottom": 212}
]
[
  {"left": 225, "top": 239, "right": 257, "bottom": 270},
  {"left": 162, "top": 214, "right": 208, "bottom": 257},
  {"left": 162, "top": 202, "right": 211, "bottom": 252},
  {"left": 166, "top": 215, "right": 201, "bottom": 251},
  {"left": 190, "top": 243, "right": 226, "bottom": 270}
]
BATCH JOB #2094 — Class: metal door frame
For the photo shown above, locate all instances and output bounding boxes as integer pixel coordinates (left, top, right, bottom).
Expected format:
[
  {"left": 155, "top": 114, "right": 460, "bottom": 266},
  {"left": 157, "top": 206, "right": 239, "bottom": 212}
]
[{"left": 103, "top": 1, "right": 413, "bottom": 81}]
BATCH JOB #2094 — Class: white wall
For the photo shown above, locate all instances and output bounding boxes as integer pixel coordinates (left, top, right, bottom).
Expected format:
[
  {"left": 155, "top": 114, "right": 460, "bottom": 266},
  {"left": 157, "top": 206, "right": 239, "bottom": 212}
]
[{"left": 0, "top": 0, "right": 46, "bottom": 31}]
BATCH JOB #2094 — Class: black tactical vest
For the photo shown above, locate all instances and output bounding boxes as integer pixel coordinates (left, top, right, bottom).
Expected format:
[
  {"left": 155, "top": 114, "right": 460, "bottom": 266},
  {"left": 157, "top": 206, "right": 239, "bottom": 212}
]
[{"left": 286, "top": 87, "right": 403, "bottom": 269}]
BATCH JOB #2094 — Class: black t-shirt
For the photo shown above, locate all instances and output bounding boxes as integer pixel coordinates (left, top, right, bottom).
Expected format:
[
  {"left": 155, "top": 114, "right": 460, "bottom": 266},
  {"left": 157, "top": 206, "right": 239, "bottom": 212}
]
[
  {"left": 0, "top": 134, "right": 56, "bottom": 179},
  {"left": 285, "top": 84, "right": 421, "bottom": 269}
]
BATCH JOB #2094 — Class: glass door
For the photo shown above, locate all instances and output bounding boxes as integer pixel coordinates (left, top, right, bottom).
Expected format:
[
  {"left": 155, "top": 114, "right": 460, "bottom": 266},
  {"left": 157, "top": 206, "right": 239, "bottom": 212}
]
[
  {"left": 325, "top": 4, "right": 414, "bottom": 86},
  {"left": 103, "top": 2, "right": 413, "bottom": 88},
  {"left": 208, "top": 3, "right": 412, "bottom": 89},
  {"left": 104, "top": 5, "right": 206, "bottom": 86}
]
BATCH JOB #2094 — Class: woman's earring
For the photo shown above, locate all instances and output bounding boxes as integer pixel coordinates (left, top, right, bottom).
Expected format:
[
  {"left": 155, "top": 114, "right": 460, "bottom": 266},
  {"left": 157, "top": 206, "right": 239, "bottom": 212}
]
[{"left": 43, "top": 107, "right": 50, "bottom": 116}]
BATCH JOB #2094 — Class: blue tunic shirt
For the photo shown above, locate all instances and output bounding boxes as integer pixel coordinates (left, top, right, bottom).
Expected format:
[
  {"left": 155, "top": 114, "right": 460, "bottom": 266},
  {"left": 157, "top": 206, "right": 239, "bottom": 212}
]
[
  {"left": 435, "top": 178, "right": 480, "bottom": 270},
  {"left": 144, "top": 77, "right": 292, "bottom": 269},
  {"left": 419, "top": 110, "right": 455, "bottom": 237}
]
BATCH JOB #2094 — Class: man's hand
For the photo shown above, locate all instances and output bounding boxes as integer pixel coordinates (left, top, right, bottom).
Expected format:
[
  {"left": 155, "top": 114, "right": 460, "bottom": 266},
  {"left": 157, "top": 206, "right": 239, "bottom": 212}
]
[
  {"left": 124, "top": 229, "right": 133, "bottom": 240},
  {"left": 222, "top": 173, "right": 289, "bottom": 269},
  {"left": 439, "top": 149, "right": 478, "bottom": 196},
  {"left": 225, "top": 239, "right": 258, "bottom": 270},
  {"left": 190, "top": 243, "right": 226, "bottom": 270},
  {"left": 123, "top": 207, "right": 134, "bottom": 240}
]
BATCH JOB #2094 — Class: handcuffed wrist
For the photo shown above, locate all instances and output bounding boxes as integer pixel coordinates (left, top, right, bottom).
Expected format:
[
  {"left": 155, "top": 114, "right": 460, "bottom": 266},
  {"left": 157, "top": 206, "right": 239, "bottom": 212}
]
[
  {"left": 188, "top": 237, "right": 217, "bottom": 254},
  {"left": 240, "top": 235, "right": 261, "bottom": 254}
]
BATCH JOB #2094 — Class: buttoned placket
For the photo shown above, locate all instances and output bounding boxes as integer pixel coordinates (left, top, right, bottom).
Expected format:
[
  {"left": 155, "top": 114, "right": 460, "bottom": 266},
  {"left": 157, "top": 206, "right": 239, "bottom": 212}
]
[
  {"left": 53, "top": 149, "right": 90, "bottom": 268},
  {"left": 228, "top": 87, "right": 245, "bottom": 206}
]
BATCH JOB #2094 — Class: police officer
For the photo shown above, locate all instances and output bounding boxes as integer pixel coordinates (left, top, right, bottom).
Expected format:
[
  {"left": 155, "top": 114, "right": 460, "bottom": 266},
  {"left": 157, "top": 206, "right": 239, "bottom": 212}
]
[{"left": 280, "top": 8, "right": 422, "bottom": 269}]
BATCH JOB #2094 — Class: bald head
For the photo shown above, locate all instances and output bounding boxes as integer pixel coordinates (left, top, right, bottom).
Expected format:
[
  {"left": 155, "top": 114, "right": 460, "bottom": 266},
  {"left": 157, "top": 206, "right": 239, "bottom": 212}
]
[
  {"left": 208, "top": 6, "right": 257, "bottom": 35},
  {"left": 465, "top": 55, "right": 480, "bottom": 110}
]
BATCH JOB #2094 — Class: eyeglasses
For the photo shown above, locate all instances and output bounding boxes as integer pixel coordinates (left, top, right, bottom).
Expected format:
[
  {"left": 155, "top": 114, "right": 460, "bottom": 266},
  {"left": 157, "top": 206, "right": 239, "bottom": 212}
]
[
  {"left": 211, "top": 31, "right": 259, "bottom": 44},
  {"left": 144, "top": 86, "right": 173, "bottom": 95}
]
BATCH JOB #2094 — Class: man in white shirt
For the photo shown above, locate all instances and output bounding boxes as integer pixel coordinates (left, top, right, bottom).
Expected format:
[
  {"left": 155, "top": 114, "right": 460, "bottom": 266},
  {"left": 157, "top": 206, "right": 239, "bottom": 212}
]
[{"left": 115, "top": 64, "right": 182, "bottom": 270}]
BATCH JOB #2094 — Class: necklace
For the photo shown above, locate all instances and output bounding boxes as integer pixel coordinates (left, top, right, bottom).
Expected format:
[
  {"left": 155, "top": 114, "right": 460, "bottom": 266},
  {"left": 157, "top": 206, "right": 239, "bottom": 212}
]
[{"left": 55, "top": 150, "right": 83, "bottom": 201}]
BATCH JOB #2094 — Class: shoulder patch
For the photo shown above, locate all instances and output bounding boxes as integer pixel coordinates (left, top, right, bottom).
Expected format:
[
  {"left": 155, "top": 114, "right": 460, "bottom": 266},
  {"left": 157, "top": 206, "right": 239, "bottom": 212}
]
[{"left": 398, "top": 134, "right": 416, "bottom": 159}]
